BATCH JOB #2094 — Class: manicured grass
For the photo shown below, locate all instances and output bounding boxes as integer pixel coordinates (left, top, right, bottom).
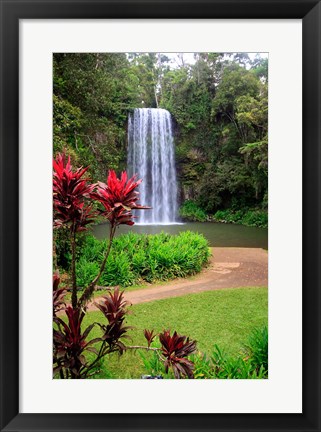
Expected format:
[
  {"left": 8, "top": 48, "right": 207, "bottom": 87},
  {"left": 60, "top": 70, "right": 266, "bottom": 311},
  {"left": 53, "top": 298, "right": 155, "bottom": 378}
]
[{"left": 82, "top": 286, "right": 268, "bottom": 379}]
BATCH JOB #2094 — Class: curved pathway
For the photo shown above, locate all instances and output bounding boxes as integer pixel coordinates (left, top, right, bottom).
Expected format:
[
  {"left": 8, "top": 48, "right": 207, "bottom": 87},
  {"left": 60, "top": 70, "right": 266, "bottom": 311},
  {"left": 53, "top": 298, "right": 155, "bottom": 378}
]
[{"left": 88, "top": 247, "right": 268, "bottom": 309}]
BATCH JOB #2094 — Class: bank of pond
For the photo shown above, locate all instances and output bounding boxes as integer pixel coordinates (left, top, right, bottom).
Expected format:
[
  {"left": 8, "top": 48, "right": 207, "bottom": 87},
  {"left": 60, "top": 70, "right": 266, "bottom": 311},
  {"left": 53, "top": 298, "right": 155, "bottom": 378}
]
[{"left": 56, "top": 222, "right": 267, "bottom": 289}]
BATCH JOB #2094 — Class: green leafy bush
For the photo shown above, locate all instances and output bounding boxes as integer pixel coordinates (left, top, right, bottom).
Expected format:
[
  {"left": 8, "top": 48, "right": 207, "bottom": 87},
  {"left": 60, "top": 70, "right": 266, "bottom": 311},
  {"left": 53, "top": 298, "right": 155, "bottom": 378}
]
[
  {"left": 139, "top": 349, "right": 167, "bottom": 377},
  {"left": 75, "top": 231, "right": 210, "bottom": 288},
  {"left": 242, "top": 210, "right": 268, "bottom": 228},
  {"left": 244, "top": 325, "right": 268, "bottom": 372},
  {"left": 101, "top": 253, "right": 135, "bottom": 287},
  {"left": 191, "top": 326, "right": 268, "bottom": 379},
  {"left": 179, "top": 200, "right": 207, "bottom": 222},
  {"left": 213, "top": 208, "right": 268, "bottom": 228},
  {"left": 76, "top": 259, "right": 100, "bottom": 287}
]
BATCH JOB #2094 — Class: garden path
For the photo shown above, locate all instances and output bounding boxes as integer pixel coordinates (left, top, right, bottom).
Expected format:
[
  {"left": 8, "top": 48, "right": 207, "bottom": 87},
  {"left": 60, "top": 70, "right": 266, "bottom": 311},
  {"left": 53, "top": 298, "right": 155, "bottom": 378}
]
[{"left": 88, "top": 247, "right": 268, "bottom": 309}]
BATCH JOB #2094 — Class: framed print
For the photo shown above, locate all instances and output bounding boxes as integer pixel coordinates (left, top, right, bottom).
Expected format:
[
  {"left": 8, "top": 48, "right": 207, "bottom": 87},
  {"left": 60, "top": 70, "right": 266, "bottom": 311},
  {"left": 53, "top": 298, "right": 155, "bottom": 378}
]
[{"left": 1, "top": 0, "right": 320, "bottom": 431}]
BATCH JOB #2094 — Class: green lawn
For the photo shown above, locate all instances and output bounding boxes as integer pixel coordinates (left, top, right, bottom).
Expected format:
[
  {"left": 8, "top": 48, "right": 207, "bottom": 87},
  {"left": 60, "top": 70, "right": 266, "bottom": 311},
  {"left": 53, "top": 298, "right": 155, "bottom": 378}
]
[{"left": 81, "top": 286, "right": 268, "bottom": 379}]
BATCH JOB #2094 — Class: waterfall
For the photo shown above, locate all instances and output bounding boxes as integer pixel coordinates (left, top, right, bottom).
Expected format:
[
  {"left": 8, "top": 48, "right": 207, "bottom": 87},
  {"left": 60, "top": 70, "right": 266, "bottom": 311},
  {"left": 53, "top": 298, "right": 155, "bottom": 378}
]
[{"left": 127, "top": 108, "right": 178, "bottom": 224}]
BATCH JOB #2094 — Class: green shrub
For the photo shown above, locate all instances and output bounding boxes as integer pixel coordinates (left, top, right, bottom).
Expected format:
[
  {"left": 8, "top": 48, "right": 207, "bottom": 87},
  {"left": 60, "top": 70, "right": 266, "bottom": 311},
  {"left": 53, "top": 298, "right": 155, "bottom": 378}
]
[
  {"left": 76, "top": 259, "right": 100, "bottom": 287},
  {"left": 242, "top": 210, "right": 268, "bottom": 228},
  {"left": 244, "top": 325, "right": 268, "bottom": 372},
  {"left": 138, "top": 341, "right": 169, "bottom": 377},
  {"left": 214, "top": 208, "right": 268, "bottom": 228},
  {"left": 179, "top": 200, "right": 207, "bottom": 222},
  {"left": 191, "top": 326, "right": 268, "bottom": 379},
  {"left": 74, "top": 231, "right": 210, "bottom": 288},
  {"left": 100, "top": 253, "right": 136, "bottom": 287}
]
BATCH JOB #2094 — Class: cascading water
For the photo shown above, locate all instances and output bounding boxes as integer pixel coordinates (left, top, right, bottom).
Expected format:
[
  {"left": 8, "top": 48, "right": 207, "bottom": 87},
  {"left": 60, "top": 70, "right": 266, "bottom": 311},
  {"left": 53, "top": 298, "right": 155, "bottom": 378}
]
[{"left": 127, "top": 108, "right": 178, "bottom": 224}]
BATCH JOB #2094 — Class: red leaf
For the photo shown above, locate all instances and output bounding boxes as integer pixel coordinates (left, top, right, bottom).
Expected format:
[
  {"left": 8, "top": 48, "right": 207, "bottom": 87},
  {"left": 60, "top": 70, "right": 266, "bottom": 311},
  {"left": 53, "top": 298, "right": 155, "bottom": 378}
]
[
  {"left": 91, "top": 170, "right": 150, "bottom": 227},
  {"left": 53, "top": 153, "right": 96, "bottom": 232}
]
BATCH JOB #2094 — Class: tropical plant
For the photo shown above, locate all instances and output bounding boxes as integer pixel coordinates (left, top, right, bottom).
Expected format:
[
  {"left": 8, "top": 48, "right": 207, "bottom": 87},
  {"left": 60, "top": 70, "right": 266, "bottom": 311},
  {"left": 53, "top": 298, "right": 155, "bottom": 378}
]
[
  {"left": 213, "top": 208, "right": 267, "bottom": 228},
  {"left": 53, "top": 153, "right": 96, "bottom": 308},
  {"left": 52, "top": 272, "right": 66, "bottom": 316},
  {"left": 159, "top": 330, "right": 197, "bottom": 379},
  {"left": 73, "top": 232, "right": 210, "bottom": 288},
  {"left": 191, "top": 326, "right": 268, "bottom": 379},
  {"left": 94, "top": 287, "right": 132, "bottom": 353},
  {"left": 179, "top": 200, "right": 207, "bottom": 222},
  {"left": 143, "top": 329, "right": 157, "bottom": 348},
  {"left": 244, "top": 325, "right": 268, "bottom": 372},
  {"left": 53, "top": 153, "right": 96, "bottom": 232},
  {"left": 91, "top": 170, "right": 150, "bottom": 227},
  {"left": 78, "top": 170, "right": 150, "bottom": 307},
  {"left": 53, "top": 153, "right": 197, "bottom": 379},
  {"left": 53, "top": 306, "right": 100, "bottom": 379}
]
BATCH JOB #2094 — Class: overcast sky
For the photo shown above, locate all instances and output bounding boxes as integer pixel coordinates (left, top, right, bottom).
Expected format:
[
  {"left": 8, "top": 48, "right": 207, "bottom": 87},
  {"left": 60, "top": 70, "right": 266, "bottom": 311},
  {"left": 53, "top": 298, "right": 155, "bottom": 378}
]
[{"left": 165, "top": 52, "right": 268, "bottom": 66}]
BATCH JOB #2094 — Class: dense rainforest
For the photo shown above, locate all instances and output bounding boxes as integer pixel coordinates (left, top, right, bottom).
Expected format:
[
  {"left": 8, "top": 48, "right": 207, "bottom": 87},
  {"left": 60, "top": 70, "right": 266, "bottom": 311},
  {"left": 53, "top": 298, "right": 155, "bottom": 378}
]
[{"left": 53, "top": 52, "right": 268, "bottom": 222}]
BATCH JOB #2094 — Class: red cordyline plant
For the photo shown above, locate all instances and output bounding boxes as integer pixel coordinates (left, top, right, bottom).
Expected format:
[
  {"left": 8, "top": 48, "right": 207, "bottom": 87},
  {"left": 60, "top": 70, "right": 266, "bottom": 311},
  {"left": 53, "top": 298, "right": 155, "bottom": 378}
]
[
  {"left": 78, "top": 170, "right": 150, "bottom": 307},
  {"left": 53, "top": 153, "right": 96, "bottom": 308},
  {"left": 53, "top": 276, "right": 134, "bottom": 379},
  {"left": 141, "top": 329, "right": 197, "bottom": 378},
  {"left": 53, "top": 153, "right": 96, "bottom": 232},
  {"left": 53, "top": 153, "right": 197, "bottom": 379},
  {"left": 159, "top": 330, "right": 197, "bottom": 379},
  {"left": 143, "top": 329, "right": 157, "bottom": 348},
  {"left": 94, "top": 288, "right": 132, "bottom": 353},
  {"left": 53, "top": 306, "right": 101, "bottom": 379},
  {"left": 92, "top": 170, "right": 150, "bottom": 228},
  {"left": 53, "top": 272, "right": 66, "bottom": 316}
]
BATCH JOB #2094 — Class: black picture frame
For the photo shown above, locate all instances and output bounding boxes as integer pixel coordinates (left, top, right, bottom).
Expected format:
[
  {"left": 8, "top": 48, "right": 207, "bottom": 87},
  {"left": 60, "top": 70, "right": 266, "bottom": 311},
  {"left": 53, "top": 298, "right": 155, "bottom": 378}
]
[{"left": 1, "top": 1, "right": 320, "bottom": 431}]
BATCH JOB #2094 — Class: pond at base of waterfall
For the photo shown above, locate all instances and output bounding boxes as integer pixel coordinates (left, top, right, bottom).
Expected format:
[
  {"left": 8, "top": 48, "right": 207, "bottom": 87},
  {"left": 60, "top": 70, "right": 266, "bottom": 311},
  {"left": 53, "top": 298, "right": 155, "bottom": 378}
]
[{"left": 92, "top": 221, "right": 268, "bottom": 249}]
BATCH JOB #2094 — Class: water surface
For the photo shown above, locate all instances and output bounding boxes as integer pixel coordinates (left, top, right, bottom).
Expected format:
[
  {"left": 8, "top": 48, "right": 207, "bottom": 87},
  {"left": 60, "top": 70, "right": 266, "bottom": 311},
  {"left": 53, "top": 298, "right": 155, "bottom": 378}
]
[{"left": 92, "top": 221, "right": 268, "bottom": 249}]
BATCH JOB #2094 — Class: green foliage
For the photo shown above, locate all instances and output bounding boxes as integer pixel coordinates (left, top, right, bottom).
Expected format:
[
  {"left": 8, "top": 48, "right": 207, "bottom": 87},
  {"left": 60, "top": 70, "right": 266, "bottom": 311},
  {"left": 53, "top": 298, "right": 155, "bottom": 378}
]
[
  {"left": 198, "top": 157, "right": 257, "bottom": 213},
  {"left": 54, "top": 52, "right": 268, "bottom": 211},
  {"left": 101, "top": 253, "right": 135, "bottom": 287},
  {"left": 53, "top": 94, "right": 83, "bottom": 156},
  {"left": 81, "top": 287, "right": 268, "bottom": 378},
  {"left": 242, "top": 210, "right": 268, "bottom": 228},
  {"left": 53, "top": 53, "right": 140, "bottom": 180},
  {"left": 76, "top": 259, "right": 100, "bottom": 287},
  {"left": 161, "top": 56, "right": 268, "bottom": 212},
  {"left": 244, "top": 325, "right": 268, "bottom": 372},
  {"left": 138, "top": 341, "right": 169, "bottom": 377},
  {"left": 179, "top": 200, "right": 207, "bottom": 222},
  {"left": 192, "top": 346, "right": 267, "bottom": 379},
  {"left": 192, "top": 326, "right": 268, "bottom": 379},
  {"left": 214, "top": 208, "right": 268, "bottom": 228},
  {"left": 212, "top": 64, "right": 260, "bottom": 119},
  {"left": 54, "top": 228, "right": 72, "bottom": 269},
  {"left": 74, "top": 232, "right": 210, "bottom": 288}
]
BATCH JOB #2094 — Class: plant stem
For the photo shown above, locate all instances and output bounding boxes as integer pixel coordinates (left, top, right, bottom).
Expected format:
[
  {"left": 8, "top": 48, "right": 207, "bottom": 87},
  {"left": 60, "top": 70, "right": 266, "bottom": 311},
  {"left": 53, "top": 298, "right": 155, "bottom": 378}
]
[
  {"left": 78, "top": 224, "right": 116, "bottom": 308},
  {"left": 81, "top": 341, "right": 117, "bottom": 378},
  {"left": 59, "top": 365, "right": 65, "bottom": 380},
  {"left": 126, "top": 345, "right": 160, "bottom": 352},
  {"left": 71, "top": 226, "right": 77, "bottom": 309}
]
